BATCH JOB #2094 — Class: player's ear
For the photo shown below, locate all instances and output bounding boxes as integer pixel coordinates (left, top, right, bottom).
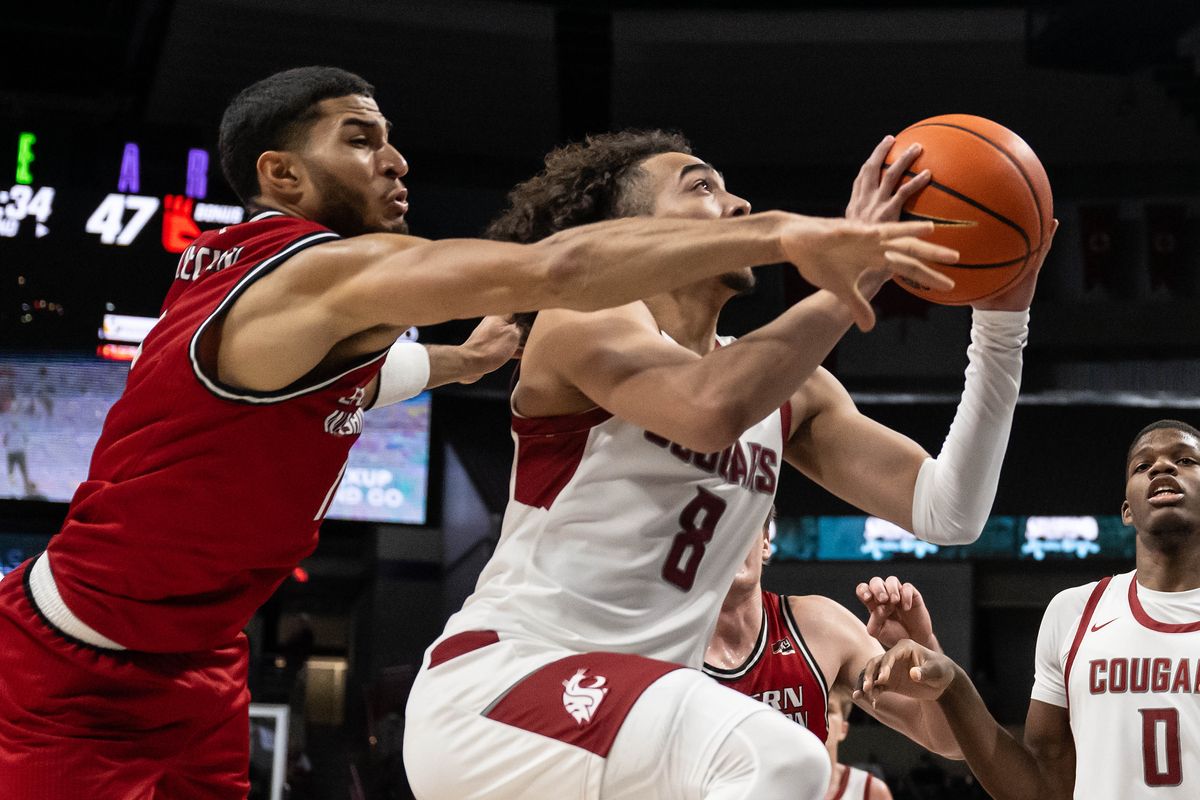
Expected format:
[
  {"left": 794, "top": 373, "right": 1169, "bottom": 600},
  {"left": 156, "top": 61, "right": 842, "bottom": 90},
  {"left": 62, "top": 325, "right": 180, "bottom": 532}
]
[
  {"left": 256, "top": 151, "right": 305, "bottom": 202},
  {"left": 1120, "top": 500, "right": 1132, "bottom": 526}
]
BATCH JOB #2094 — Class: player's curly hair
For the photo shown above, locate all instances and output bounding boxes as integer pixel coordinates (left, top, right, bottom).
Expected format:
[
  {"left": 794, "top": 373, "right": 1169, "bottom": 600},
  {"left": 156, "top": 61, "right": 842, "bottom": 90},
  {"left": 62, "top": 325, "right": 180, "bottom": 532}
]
[{"left": 485, "top": 129, "right": 693, "bottom": 338}]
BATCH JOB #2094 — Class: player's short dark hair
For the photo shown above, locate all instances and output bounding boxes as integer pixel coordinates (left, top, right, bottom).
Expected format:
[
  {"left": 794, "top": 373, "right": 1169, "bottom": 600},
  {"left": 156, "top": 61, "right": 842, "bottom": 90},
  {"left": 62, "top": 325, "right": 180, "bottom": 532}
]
[
  {"left": 1126, "top": 419, "right": 1200, "bottom": 467},
  {"left": 485, "top": 129, "right": 693, "bottom": 339},
  {"left": 219, "top": 66, "right": 375, "bottom": 205}
]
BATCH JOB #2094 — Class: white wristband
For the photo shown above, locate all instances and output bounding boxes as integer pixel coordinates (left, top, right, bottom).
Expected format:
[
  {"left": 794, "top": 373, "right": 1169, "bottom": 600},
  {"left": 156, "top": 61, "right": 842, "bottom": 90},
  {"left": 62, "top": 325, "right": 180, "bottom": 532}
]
[
  {"left": 371, "top": 341, "right": 431, "bottom": 409},
  {"left": 911, "top": 308, "right": 1029, "bottom": 545}
]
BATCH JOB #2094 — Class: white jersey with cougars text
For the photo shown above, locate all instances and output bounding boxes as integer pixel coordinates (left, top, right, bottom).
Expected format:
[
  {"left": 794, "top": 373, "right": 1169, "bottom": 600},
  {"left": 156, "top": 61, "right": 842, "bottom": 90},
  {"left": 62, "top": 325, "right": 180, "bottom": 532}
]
[
  {"left": 441, "top": 397, "right": 787, "bottom": 669},
  {"left": 1032, "top": 569, "right": 1200, "bottom": 798}
]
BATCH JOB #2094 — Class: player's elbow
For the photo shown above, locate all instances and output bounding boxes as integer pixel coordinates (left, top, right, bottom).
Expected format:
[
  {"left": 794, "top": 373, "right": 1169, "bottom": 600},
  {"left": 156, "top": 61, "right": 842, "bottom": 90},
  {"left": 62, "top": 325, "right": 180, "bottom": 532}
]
[
  {"left": 530, "top": 239, "right": 595, "bottom": 311},
  {"left": 923, "top": 523, "right": 983, "bottom": 546},
  {"left": 675, "top": 397, "right": 750, "bottom": 453}
]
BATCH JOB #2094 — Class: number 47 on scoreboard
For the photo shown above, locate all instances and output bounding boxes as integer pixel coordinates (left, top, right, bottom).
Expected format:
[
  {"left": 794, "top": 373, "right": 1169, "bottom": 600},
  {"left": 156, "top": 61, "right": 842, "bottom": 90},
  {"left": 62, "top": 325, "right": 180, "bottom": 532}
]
[{"left": 85, "top": 193, "right": 161, "bottom": 246}]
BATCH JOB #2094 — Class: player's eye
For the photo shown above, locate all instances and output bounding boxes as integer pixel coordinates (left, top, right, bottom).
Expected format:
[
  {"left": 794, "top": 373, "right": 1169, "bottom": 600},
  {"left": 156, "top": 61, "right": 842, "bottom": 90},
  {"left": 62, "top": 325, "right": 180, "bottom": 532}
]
[
  {"left": 1133, "top": 463, "right": 1149, "bottom": 473},
  {"left": 1179, "top": 457, "right": 1197, "bottom": 466},
  {"left": 692, "top": 179, "right": 711, "bottom": 192}
]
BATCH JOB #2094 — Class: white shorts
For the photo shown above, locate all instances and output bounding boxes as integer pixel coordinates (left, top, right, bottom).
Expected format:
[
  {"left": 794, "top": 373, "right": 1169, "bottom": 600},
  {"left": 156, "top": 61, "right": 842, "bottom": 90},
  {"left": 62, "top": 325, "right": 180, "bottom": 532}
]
[{"left": 403, "top": 631, "right": 773, "bottom": 800}]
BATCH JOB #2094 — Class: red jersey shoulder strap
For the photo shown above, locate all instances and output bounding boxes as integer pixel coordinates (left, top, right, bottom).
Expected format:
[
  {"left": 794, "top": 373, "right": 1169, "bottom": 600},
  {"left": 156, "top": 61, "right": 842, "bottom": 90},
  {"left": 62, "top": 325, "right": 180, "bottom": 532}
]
[{"left": 1062, "top": 575, "right": 1113, "bottom": 704}]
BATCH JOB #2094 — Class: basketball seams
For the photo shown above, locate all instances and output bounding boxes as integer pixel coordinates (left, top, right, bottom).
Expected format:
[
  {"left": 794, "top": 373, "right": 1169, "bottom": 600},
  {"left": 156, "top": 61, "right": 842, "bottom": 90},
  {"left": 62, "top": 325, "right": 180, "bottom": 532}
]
[{"left": 909, "top": 121, "right": 1046, "bottom": 248}]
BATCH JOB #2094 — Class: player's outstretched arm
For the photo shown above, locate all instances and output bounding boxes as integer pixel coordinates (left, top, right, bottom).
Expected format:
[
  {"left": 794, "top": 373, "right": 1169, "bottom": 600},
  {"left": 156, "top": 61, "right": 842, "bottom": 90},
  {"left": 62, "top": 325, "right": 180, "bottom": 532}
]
[
  {"left": 856, "top": 641, "right": 1073, "bottom": 800},
  {"left": 218, "top": 213, "right": 955, "bottom": 393},
  {"left": 320, "top": 213, "right": 954, "bottom": 331},
  {"left": 811, "top": 596, "right": 960, "bottom": 759}
]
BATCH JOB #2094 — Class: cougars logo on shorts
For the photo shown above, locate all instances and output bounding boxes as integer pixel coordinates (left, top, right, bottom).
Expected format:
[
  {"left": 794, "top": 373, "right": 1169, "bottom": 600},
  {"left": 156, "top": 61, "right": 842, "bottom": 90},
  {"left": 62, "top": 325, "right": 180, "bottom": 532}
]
[{"left": 562, "top": 668, "right": 609, "bottom": 725}]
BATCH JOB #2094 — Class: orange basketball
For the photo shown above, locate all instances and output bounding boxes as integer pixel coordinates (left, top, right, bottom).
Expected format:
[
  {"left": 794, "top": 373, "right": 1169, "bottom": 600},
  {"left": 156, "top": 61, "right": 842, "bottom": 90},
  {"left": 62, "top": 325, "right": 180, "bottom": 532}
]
[{"left": 885, "top": 114, "right": 1053, "bottom": 305}]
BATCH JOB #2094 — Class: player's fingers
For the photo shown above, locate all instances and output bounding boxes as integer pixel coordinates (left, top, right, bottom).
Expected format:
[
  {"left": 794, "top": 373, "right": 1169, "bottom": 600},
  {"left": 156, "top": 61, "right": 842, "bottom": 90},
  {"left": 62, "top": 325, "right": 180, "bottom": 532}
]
[
  {"left": 885, "top": 575, "right": 902, "bottom": 603},
  {"left": 887, "top": 169, "right": 930, "bottom": 212},
  {"left": 876, "top": 653, "right": 895, "bottom": 687},
  {"left": 868, "top": 575, "right": 888, "bottom": 603},
  {"left": 879, "top": 144, "right": 922, "bottom": 195},
  {"left": 883, "top": 251, "right": 956, "bottom": 292},
  {"left": 904, "top": 583, "right": 922, "bottom": 611},
  {"left": 871, "top": 219, "right": 935, "bottom": 241},
  {"left": 856, "top": 582, "right": 872, "bottom": 603},
  {"left": 883, "top": 235, "right": 960, "bottom": 266},
  {"left": 844, "top": 289, "right": 877, "bottom": 333},
  {"left": 859, "top": 135, "right": 895, "bottom": 187}
]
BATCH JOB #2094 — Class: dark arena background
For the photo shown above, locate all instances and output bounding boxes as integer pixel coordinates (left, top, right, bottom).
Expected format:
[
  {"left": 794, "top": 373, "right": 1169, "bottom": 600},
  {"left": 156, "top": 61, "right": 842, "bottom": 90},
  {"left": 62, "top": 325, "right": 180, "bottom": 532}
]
[{"left": 2, "top": 1, "right": 1199, "bottom": 798}]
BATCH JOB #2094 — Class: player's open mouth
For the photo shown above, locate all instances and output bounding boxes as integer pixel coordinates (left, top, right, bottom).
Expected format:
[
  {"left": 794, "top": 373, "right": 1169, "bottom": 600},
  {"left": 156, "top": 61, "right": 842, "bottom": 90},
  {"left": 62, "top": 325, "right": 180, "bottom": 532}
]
[{"left": 1148, "top": 479, "right": 1184, "bottom": 506}]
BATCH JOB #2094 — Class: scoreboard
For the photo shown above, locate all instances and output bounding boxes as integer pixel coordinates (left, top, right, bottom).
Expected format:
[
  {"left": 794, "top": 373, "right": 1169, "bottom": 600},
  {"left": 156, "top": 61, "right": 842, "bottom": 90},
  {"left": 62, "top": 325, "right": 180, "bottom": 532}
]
[
  {"left": 0, "top": 125, "right": 433, "bottom": 526},
  {"left": 1, "top": 124, "right": 246, "bottom": 347}
]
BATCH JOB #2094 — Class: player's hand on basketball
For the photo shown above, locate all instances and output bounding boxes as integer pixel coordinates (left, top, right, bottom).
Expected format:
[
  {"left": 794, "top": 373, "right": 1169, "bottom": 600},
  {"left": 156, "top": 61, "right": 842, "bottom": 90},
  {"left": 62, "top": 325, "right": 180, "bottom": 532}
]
[
  {"left": 855, "top": 639, "right": 955, "bottom": 706},
  {"left": 973, "top": 218, "right": 1058, "bottom": 312},
  {"left": 846, "top": 136, "right": 932, "bottom": 225},
  {"left": 780, "top": 217, "right": 959, "bottom": 331},
  {"left": 456, "top": 315, "right": 522, "bottom": 384},
  {"left": 857, "top": 576, "right": 935, "bottom": 650}
]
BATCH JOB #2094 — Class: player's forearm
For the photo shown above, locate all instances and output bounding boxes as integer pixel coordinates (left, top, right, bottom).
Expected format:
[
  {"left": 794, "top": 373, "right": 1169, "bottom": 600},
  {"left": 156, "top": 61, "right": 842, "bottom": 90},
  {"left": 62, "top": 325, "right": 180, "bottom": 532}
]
[
  {"left": 540, "top": 211, "right": 789, "bottom": 312},
  {"left": 910, "top": 309, "right": 1029, "bottom": 545},
  {"left": 937, "top": 665, "right": 1059, "bottom": 800},
  {"left": 680, "top": 290, "right": 852, "bottom": 447},
  {"left": 423, "top": 344, "right": 480, "bottom": 389}
]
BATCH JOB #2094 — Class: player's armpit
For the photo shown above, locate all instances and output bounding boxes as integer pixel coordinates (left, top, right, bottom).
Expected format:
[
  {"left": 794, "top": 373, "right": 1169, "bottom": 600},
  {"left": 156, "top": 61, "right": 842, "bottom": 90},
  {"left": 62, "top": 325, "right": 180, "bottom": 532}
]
[{"left": 783, "top": 373, "right": 929, "bottom": 530}]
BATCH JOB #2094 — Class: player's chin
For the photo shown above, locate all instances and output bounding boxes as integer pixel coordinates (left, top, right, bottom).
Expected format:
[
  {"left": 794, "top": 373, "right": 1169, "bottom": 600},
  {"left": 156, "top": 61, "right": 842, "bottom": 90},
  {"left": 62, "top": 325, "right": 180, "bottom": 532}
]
[{"left": 370, "top": 216, "right": 410, "bottom": 236}]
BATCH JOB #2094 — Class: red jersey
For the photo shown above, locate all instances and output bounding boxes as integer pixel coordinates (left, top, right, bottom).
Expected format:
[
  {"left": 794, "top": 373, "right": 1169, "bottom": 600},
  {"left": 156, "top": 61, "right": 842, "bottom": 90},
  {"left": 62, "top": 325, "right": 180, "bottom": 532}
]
[
  {"left": 703, "top": 590, "right": 830, "bottom": 742},
  {"left": 47, "top": 211, "right": 387, "bottom": 652}
]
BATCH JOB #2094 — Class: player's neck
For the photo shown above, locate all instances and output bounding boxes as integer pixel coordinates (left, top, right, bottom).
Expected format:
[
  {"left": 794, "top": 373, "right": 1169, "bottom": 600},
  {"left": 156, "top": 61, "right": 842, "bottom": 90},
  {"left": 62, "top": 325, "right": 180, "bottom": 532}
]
[
  {"left": 251, "top": 197, "right": 306, "bottom": 222},
  {"left": 1135, "top": 531, "right": 1200, "bottom": 591},
  {"left": 644, "top": 282, "right": 734, "bottom": 355},
  {"left": 824, "top": 761, "right": 846, "bottom": 800},
  {"left": 707, "top": 581, "right": 763, "bottom": 666}
]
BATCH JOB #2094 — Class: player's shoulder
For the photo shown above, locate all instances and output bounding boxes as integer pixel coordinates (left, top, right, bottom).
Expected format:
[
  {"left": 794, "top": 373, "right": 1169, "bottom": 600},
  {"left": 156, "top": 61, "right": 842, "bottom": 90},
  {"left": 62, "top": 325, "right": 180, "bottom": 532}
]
[
  {"left": 785, "top": 592, "right": 862, "bottom": 638},
  {"left": 1042, "top": 572, "right": 1125, "bottom": 626},
  {"left": 528, "top": 300, "right": 658, "bottom": 345}
]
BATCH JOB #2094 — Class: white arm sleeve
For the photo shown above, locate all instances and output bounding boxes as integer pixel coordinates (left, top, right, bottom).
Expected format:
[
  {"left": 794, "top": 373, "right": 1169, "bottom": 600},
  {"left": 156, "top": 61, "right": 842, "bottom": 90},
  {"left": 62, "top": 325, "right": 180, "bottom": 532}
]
[
  {"left": 911, "top": 308, "right": 1029, "bottom": 545},
  {"left": 1031, "top": 584, "right": 1094, "bottom": 708},
  {"left": 370, "top": 341, "right": 431, "bottom": 409}
]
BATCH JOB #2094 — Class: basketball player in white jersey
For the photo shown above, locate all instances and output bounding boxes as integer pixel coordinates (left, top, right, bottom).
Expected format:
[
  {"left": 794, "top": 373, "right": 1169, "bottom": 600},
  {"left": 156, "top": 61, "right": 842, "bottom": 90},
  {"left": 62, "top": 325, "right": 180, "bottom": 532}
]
[
  {"left": 404, "top": 130, "right": 1052, "bottom": 799},
  {"left": 825, "top": 688, "right": 894, "bottom": 800},
  {"left": 856, "top": 418, "right": 1200, "bottom": 799},
  {"left": 704, "top": 510, "right": 959, "bottom": 761}
]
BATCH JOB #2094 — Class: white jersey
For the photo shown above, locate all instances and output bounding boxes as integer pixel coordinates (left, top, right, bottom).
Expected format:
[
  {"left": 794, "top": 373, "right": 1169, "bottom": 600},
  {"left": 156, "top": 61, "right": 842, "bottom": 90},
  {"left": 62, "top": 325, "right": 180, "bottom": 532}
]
[
  {"left": 1032, "top": 569, "right": 1200, "bottom": 798},
  {"left": 831, "top": 765, "right": 876, "bottom": 799},
  {"left": 441, "top": 396, "right": 787, "bottom": 668}
]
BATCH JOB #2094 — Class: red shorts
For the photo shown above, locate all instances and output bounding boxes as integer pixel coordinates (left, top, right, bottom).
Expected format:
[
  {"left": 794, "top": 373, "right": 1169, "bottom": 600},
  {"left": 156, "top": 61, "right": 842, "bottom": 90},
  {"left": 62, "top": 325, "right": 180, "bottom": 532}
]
[{"left": 0, "top": 559, "right": 251, "bottom": 799}]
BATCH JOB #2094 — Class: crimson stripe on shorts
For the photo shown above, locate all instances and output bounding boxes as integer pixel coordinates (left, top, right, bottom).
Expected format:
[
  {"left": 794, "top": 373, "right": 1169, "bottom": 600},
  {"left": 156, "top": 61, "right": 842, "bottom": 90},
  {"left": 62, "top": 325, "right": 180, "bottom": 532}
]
[
  {"left": 1127, "top": 575, "right": 1200, "bottom": 634},
  {"left": 483, "top": 651, "right": 682, "bottom": 758},
  {"left": 1063, "top": 576, "right": 1111, "bottom": 705},
  {"left": 429, "top": 630, "right": 499, "bottom": 669},
  {"left": 512, "top": 407, "right": 612, "bottom": 509}
]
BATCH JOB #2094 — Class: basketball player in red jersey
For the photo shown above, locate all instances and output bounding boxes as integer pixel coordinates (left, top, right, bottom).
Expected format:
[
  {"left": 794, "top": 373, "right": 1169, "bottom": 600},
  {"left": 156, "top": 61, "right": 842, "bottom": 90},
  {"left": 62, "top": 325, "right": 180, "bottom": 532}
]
[
  {"left": 704, "top": 510, "right": 958, "bottom": 762},
  {"left": 403, "top": 130, "right": 1053, "bottom": 799},
  {"left": 857, "top": 419, "right": 1200, "bottom": 799},
  {"left": 825, "top": 688, "right": 894, "bottom": 800},
  {"left": 0, "top": 66, "right": 953, "bottom": 798}
]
